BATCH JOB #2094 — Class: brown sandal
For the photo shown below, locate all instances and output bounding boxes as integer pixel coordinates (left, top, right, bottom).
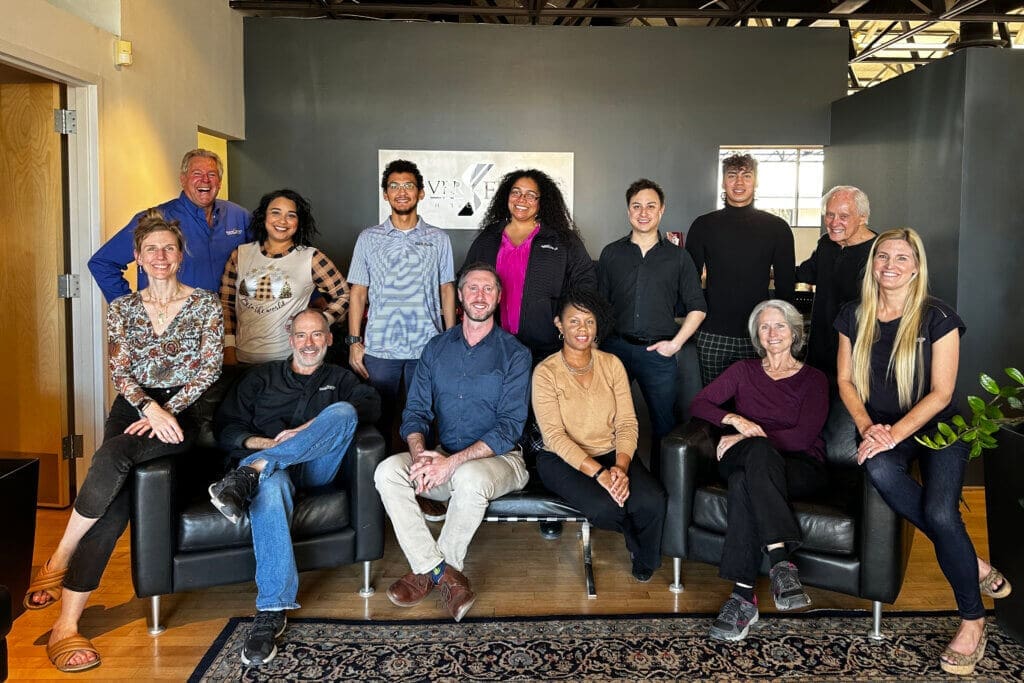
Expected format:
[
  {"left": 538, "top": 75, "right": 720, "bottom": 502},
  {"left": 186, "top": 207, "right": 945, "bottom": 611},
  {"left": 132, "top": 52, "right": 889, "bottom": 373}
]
[
  {"left": 939, "top": 627, "right": 986, "bottom": 676},
  {"left": 23, "top": 560, "right": 67, "bottom": 610},
  {"left": 980, "top": 567, "right": 1012, "bottom": 599},
  {"left": 47, "top": 633, "right": 101, "bottom": 673}
]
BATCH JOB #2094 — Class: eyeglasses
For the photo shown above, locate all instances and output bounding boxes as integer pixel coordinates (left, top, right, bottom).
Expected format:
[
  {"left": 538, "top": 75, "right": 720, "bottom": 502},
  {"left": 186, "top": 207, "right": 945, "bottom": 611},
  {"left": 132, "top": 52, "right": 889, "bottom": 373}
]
[
  {"left": 509, "top": 188, "right": 540, "bottom": 203},
  {"left": 387, "top": 182, "right": 418, "bottom": 191}
]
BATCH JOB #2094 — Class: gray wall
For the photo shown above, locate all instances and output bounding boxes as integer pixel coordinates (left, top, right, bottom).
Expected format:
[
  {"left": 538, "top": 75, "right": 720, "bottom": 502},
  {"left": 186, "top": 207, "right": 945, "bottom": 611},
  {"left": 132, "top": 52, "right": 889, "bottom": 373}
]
[
  {"left": 230, "top": 19, "right": 847, "bottom": 269},
  {"left": 826, "top": 49, "right": 1024, "bottom": 484}
]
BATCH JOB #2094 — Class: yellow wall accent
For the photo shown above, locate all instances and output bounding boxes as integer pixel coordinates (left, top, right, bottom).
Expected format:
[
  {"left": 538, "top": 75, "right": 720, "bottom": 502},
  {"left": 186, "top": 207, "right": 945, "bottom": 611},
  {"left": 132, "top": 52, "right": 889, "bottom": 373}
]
[{"left": 197, "top": 131, "right": 229, "bottom": 199}]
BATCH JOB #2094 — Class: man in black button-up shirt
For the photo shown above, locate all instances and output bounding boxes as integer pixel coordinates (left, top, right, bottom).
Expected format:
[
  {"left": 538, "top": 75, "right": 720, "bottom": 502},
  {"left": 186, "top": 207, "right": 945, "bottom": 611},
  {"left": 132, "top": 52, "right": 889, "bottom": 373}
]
[{"left": 598, "top": 179, "right": 707, "bottom": 476}]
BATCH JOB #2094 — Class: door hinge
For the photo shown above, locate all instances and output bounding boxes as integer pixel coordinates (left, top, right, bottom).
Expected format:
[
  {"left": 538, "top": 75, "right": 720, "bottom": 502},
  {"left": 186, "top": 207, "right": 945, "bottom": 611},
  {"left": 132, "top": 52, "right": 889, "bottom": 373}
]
[
  {"left": 53, "top": 108, "right": 77, "bottom": 135},
  {"left": 62, "top": 434, "right": 84, "bottom": 460},
  {"left": 57, "top": 274, "right": 80, "bottom": 299}
]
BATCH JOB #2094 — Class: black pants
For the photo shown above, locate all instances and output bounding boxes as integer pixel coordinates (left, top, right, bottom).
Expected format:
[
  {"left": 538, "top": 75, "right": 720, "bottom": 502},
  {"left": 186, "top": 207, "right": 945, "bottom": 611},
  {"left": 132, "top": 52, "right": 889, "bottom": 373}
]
[
  {"left": 65, "top": 389, "right": 197, "bottom": 592},
  {"left": 536, "top": 450, "right": 667, "bottom": 571},
  {"left": 716, "top": 437, "right": 827, "bottom": 586}
]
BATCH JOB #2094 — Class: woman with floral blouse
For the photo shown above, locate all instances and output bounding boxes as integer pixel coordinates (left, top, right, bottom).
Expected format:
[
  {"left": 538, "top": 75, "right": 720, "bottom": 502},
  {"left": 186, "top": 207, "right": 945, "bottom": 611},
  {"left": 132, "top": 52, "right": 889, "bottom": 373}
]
[{"left": 24, "top": 209, "right": 223, "bottom": 673}]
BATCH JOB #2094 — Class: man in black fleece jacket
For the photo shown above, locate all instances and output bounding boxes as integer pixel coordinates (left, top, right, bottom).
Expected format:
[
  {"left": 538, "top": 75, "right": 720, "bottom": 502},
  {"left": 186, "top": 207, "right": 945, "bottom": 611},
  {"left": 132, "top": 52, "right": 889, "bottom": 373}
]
[
  {"left": 208, "top": 308, "right": 380, "bottom": 666},
  {"left": 686, "top": 153, "right": 795, "bottom": 385}
]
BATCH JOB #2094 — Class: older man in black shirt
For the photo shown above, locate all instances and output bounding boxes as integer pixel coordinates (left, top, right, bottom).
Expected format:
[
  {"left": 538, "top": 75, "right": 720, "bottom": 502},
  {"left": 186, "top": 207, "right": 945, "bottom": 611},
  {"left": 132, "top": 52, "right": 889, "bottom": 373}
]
[{"left": 598, "top": 179, "right": 706, "bottom": 476}]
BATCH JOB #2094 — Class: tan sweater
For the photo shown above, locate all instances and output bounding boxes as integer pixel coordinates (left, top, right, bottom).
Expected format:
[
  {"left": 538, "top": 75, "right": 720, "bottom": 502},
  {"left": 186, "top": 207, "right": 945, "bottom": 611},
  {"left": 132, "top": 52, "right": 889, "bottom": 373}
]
[{"left": 531, "top": 349, "right": 639, "bottom": 470}]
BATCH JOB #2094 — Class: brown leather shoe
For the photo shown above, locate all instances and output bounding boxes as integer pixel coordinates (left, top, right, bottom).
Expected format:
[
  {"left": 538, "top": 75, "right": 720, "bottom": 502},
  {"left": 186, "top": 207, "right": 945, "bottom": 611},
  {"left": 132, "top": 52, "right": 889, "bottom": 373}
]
[
  {"left": 417, "top": 496, "right": 448, "bottom": 522},
  {"left": 387, "top": 571, "right": 434, "bottom": 607},
  {"left": 437, "top": 566, "right": 476, "bottom": 622}
]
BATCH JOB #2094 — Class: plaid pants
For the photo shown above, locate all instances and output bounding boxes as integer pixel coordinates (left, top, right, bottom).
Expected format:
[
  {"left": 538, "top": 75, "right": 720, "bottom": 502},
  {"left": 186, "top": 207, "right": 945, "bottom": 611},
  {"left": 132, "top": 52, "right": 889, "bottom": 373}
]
[{"left": 696, "top": 330, "right": 757, "bottom": 386}]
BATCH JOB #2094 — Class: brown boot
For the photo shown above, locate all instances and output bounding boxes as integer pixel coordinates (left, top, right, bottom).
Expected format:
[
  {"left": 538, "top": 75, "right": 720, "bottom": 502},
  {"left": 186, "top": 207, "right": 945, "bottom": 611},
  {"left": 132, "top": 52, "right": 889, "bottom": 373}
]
[
  {"left": 387, "top": 571, "right": 435, "bottom": 607},
  {"left": 437, "top": 566, "right": 476, "bottom": 622}
]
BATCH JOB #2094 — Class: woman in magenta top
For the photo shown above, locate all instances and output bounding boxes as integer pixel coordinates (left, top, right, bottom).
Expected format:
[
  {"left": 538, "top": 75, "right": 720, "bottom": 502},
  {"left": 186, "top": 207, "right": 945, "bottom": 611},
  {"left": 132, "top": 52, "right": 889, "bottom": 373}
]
[
  {"left": 690, "top": 299, "right": 828, "bottom": 642},
  {"left": 463, "top": 169, "right": 595, "bottom": 365}
]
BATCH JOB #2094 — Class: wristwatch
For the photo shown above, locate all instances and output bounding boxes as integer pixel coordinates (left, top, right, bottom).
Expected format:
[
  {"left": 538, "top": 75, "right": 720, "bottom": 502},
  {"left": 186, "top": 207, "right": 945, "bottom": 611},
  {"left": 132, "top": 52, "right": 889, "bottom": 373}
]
[
  {"left": 138, "top": 398, "right": 154, "bottom": 416},
  {"left": 344, "top": 335, "right": 363, "bottom": 345}
]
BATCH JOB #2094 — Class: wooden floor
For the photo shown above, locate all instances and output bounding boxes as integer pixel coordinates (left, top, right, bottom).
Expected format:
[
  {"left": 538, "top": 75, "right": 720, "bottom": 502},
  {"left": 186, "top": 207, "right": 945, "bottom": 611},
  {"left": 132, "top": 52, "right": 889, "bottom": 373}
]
[{"left": 8, "top": 488, "right": 993, "bottom": 680}]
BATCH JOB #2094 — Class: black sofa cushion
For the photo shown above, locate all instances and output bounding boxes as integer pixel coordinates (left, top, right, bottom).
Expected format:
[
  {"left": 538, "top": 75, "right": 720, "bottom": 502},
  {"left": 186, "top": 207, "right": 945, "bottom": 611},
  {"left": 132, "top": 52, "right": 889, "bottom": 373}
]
[
  {"left": 178, "top": 487, "right": 350, "bottom": 552},
  {"left": 484, "top": 471, "right": 585, "bottom": 519},
  {"left": 692, "top": 485, "right": 856, "bottom": 555}
]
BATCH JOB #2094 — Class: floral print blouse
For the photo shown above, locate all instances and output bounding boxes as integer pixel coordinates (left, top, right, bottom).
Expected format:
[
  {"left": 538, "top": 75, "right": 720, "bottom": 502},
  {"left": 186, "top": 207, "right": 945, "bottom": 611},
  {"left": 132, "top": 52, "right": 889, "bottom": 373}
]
[{"left": 107, "top": 289, "right": 223, "bottom": 415}]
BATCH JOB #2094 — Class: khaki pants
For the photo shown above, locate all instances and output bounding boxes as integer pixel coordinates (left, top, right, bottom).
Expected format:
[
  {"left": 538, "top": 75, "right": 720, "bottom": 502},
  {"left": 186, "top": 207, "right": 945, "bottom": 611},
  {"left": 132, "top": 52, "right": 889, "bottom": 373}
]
[{"left": 374, "top": 449, "right": 529, "bottom": 574}]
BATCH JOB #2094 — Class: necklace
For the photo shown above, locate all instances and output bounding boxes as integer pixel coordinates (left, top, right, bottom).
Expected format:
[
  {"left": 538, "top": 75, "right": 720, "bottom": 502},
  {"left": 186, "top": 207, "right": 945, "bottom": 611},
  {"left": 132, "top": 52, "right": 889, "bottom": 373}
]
[
  {"left": 145, "top": 286, "right": 181, "bottom": 325},
  {"left": 762, "top": 359, "right": 799, "bottom": 374},
  {"left": 561, "top": 352, "right": 594, "bottom": 376}
]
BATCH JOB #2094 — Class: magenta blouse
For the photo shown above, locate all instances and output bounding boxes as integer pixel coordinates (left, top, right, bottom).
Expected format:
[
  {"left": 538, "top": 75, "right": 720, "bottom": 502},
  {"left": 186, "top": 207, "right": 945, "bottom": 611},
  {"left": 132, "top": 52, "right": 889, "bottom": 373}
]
[{"left": 495, "top": 224, "right": 540, "bottom": 335}]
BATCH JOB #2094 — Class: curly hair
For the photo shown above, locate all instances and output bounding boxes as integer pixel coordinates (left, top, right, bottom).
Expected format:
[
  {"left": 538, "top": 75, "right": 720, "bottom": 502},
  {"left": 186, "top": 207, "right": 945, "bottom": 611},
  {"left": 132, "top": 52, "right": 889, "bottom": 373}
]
[
  {"left": 556, "top": 288, "right": 613, "bottom": 344},
  {"left": 381, "top": 159, "right": 423, "bottom": 191},
  {"left": 479, "top": 169, "right": 580, "bottom": 239},
  {"left": 249, "top": 189, "right": 319, "bottom": 247}
]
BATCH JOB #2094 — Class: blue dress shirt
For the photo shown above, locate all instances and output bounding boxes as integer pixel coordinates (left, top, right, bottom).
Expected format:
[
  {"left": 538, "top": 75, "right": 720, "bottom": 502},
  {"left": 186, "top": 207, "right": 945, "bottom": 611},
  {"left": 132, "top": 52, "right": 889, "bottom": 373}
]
[
  {"left": 88, "top": 192, "right": 251, "bottom": 302},
  {"left": 401, "top": 324, "right": 530, "bottom": 456}
]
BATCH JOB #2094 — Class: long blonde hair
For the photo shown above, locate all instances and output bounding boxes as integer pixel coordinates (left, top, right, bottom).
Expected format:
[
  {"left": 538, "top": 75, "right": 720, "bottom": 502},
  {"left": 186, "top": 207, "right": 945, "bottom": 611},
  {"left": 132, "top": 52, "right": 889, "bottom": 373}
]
[{"left": 851, "top": 228, "right": 930, "bottom": 409}]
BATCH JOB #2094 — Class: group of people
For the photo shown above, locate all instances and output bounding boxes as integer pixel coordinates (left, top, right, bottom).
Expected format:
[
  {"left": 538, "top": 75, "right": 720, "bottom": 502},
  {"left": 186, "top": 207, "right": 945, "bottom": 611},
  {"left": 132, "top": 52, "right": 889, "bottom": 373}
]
[{"left": 21, "top": 149, "right": 1009, "bottom": 677}]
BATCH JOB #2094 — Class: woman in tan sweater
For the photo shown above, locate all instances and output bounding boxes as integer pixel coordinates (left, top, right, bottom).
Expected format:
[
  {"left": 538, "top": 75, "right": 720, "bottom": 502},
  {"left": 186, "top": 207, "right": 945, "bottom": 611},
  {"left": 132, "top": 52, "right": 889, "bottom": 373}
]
[{"left": 532, "top": 289, "right": 667, "bottom": 581}]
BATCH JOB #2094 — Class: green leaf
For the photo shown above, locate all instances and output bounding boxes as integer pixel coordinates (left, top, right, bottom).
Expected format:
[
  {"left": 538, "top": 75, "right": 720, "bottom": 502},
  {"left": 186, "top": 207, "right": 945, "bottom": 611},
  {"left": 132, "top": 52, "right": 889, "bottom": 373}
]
[
  {"left": 970, "top": 442, "right": 983, "bottom": 459},
  {"left": 1009, "top": 396, "right": 1023, "bottom": 410},
  {"left": 1006, "top": 367, "right": 1024, "bottom": 385},
  {"left": 980, "top": 374, "right": 1000, "bottom": 395},
  {"left": 952, "top": 414, "right": 968, "bottom": 429},
  {"left": 985, "top": 405, "right": 1004, "bottom": 420},
  {"left": 962, "top": 430, "right": 977, "bottom": 442},
  {"left": 967, "top": 395, "right": 986, "bottom": 413},
  {"left": 980, "top": 420, "right": 1000, "bottom": 435},
  {"left": 980, "top": 434, "right": 998, "bottom": 448},
  {"left": 938, "top": 422, "right": 957, "bottom": 440},
  {"left": 934, "top": 433, "right": 948, "bottom": 447},
  {"left": 915, "top": 434, "right": 939, "bottom": 449}
]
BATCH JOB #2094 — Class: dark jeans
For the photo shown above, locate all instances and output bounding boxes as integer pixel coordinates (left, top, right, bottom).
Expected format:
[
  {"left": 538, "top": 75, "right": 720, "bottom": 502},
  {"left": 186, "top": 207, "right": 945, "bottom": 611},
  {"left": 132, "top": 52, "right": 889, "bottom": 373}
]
[
  {"left": 863, "top": 437, "right": 983, "bottom": 619},
  {"left": 602, "top": 335, "right": 679, "bottom": 479},
  {"left": 717, "top": 437, "right": 827, "bottom": 586},
  {"left": 65, "top": 389, "right": 197, "bottom": 592},
  {"left": 363, "top": 354, "right": 418, "bottom": 449},
  {"left": 536, "top": 449, "right": 667, "bottom": 571}
]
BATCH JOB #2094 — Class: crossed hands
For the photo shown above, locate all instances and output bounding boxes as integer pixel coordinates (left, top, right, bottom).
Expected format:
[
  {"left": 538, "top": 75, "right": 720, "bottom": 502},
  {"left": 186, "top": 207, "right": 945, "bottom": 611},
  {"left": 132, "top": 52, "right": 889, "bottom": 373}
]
[
  {"left": 409, "top": 451, "right": 456, "bottom": 495},
  {"left": 597, "top": 466, "right": 630, "bottom": 507},
  {"left": 857, "top": 423, "right": 897, "bottom": 465},
  {"left": 124, "top": 403, "right": 184, "bottom": 444}
]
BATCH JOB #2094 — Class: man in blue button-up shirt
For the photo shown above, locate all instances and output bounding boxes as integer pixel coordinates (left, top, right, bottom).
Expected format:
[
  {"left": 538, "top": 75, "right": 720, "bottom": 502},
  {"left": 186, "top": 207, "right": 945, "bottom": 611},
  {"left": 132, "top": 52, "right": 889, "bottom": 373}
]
[
  {"left": 88, "top": 149, "right": 250, "bottom": 302},
  {"left": 374, "top": 263, "right": 531, "bottom": 622}
]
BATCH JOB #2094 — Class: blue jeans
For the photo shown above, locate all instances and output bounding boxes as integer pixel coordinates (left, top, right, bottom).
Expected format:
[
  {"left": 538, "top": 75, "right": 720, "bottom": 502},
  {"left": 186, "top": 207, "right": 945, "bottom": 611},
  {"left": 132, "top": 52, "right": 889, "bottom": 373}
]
[
  {"left": 239, "top": 402, "right": 359, "bottom": 611},
  {"left": 863, "top": 437, "right": 983, "bottom": 619},
  {"left": 364, "top": 354, "right": 418, "bottom": 443},
  {"left": 602, "top": 335, "right": 679, "bottom": 477}
]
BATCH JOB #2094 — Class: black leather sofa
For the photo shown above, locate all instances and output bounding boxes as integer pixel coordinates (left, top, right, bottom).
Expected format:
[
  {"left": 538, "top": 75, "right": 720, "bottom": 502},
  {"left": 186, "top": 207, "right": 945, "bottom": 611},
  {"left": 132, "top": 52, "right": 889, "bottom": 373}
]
[
  {"left": 662, "top": 412, "right": 916, "bottom": 637},
  {"left": 129, "top": 380, "right": 387, "bottom": 634}
]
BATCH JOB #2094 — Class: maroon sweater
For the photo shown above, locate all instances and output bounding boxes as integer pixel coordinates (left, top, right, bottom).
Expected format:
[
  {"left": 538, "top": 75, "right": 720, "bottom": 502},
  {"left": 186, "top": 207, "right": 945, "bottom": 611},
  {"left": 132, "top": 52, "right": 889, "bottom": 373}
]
[{"left": 690, "top": 358, "right": 829, "bottom": 461}]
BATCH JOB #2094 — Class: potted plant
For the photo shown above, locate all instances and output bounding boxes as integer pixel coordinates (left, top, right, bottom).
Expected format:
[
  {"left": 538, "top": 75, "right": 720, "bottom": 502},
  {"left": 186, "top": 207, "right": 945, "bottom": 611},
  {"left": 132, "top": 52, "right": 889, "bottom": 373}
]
[{"left": 917, "top": 368, "right": 1024, "bottom": 644}]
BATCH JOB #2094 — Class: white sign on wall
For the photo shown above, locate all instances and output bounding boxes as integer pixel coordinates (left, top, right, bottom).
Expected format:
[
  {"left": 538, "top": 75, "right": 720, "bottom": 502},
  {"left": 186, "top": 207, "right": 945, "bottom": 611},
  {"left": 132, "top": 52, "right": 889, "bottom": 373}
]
[{"left": 378, "top": 150, "right": 574, "bottom": 230}]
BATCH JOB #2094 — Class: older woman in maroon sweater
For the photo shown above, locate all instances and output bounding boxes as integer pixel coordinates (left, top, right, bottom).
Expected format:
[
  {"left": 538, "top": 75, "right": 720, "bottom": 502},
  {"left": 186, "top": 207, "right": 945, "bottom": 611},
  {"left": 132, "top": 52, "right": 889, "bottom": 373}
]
[{"left": 690, "top": 299, "right": 828, "bottom": 642}]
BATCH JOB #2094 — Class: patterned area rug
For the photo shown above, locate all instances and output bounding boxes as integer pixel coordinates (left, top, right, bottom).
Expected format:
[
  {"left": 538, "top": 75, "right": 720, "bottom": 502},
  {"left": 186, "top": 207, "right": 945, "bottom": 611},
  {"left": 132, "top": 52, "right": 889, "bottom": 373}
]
[{"left": 190, "top": 611, "right": 1024, "bottom": 681}]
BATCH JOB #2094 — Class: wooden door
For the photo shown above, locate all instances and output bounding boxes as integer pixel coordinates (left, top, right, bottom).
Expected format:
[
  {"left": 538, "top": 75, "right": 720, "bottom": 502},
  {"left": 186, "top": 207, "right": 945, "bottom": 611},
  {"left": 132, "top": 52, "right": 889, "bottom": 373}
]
[{"left": 0, "top": 81, "right": 72, "bottom": 507}]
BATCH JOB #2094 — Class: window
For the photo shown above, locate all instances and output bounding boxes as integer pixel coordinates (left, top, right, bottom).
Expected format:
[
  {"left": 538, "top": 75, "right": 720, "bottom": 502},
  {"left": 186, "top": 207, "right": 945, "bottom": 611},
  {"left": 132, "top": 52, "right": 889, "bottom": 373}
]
[
  {"left": 717, "top": 147, "right": 824, "bottom": 227},
  {"left": 717, "top": 146, "right": 824, "bottom": 263}
]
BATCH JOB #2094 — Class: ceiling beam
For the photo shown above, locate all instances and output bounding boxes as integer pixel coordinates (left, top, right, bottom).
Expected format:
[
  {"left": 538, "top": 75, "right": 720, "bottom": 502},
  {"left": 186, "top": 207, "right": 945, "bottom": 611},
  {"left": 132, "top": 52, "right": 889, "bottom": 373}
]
[{"left": 227, "top": 2, "right": 1024, "bottom": 24}]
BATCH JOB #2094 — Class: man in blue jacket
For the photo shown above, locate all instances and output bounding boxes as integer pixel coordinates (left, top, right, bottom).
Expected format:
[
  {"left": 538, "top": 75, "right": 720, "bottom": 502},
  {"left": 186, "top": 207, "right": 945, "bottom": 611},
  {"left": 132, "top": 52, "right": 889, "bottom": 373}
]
[
  {"left": 207, "top": 308, "right": 380, "bottom": 666},
  {"left": 87, "top": 149, "right": 250, "bottom": 301}
]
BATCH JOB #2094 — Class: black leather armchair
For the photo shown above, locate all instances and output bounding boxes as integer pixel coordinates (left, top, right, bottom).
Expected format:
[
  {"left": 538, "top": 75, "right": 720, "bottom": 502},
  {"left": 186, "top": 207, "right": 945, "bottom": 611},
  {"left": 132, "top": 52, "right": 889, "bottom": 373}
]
[
  {"left": 662, "top": 416, "right": 915, "bottom": 637},
  {"left": 129, "top": 380, "right": 387, "bottom": 634}
]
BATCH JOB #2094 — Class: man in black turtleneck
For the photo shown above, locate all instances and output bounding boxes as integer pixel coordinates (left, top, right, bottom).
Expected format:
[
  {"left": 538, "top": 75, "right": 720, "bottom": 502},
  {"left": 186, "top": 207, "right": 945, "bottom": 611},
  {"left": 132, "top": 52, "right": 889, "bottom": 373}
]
[{"left": 685, "top": 153, "right": 795, "bottom": 385}]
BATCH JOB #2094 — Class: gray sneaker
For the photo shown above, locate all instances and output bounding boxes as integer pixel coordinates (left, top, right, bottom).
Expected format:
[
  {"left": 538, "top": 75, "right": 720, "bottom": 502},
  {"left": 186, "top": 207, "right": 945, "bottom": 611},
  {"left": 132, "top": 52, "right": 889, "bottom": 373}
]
[
  {"left": 770, "top": 561, "right": 812, "bottom": 611},
  {"left": 709, "top": 593, "right": 759, "bottom": 641},
  {"left": 241, "top": 610, "right": 287, "bottom": 666}
]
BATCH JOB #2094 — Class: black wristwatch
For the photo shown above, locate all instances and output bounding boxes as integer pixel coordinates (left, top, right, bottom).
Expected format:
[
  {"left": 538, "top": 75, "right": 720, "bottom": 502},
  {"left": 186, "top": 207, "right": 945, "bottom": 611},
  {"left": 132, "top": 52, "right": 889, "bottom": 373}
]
[
  {"left": 591, "top": 466, "right": 607, "bottom": 479},
  {"left": 344, "top": 335, "right": 363, "bottom": 345}
]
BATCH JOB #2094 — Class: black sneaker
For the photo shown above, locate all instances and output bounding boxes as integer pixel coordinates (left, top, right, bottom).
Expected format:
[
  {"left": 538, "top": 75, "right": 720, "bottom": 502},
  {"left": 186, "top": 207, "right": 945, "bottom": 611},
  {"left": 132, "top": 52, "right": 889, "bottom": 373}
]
[
  {"left": 539, "top": 521, "right": 563, "bottom": 540},
  {"left": 631, "top": 560, "right": 654, "bottom": 583},
  {"left": 769, "top": 561, "right": 812, "bottom": 611},
  {"left": 241, "top": 610, "right": 287, "bottom": 666},
  {"left": 709, "top": 593, "right": 759, "bottom": 641},
  {"left": 209, "top": 466, "right": 259, "bottom": 524}
]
